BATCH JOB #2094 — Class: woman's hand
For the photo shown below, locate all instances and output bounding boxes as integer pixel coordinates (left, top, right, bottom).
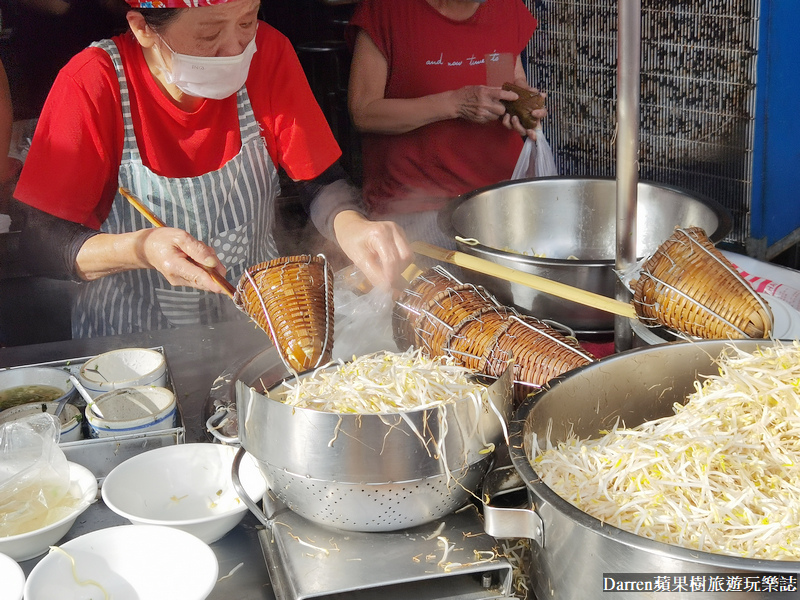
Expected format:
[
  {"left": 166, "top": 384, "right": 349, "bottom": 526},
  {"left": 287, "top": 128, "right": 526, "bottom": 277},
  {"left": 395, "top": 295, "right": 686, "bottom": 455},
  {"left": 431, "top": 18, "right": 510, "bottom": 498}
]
[
  {"left": 453, "top": 85, "right": 516, "bottom": 124},
  {"left": 76, "top": 227, "right": 230, "bottom": 294},
  {"left": 332, "top": 210, "right": 414, "bottom": 291},
  {"left": 501, "top": 86, "right": 548, "bottom": 139},
  {"left": 138, "top": 228, "right": 229, "bottom": 293}
]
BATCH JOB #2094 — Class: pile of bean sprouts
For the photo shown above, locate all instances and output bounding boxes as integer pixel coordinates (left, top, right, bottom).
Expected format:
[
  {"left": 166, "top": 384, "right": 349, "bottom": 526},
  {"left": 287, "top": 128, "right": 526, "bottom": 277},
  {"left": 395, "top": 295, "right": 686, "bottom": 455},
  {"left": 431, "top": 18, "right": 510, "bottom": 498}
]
[
  {"left": 533, "top": 341, "right": 800, "bottom": 560},
  {"left": 277, "top": 348, "right": 489, "bottom": 414}
]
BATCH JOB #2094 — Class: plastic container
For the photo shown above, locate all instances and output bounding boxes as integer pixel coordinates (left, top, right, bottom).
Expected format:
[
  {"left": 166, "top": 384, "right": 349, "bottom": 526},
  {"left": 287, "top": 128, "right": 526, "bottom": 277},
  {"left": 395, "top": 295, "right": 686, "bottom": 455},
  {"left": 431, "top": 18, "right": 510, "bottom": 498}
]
[
  {"left": 0, "top": 401, "right": 82, "bottom": 443},
  {"left": 23, "top": 525, "right": 217, "bottom": 600},
  {"left": 0, "top": 551, "right": 25, "bottom": 600},
  {"left": 0, "top": 366, "right": 74, "bottom": 412},
  {"left": 77, "top": 348, "right": 167, "bottom": 399},
  {"left": 86, "top": 386, "right": 176, "bottom": 439},
  {"left": 0, "top": 462, "right": 97, "bottom": 561},
  {"left": 102, "top": 443, "right": 267, "bottom": 544}
]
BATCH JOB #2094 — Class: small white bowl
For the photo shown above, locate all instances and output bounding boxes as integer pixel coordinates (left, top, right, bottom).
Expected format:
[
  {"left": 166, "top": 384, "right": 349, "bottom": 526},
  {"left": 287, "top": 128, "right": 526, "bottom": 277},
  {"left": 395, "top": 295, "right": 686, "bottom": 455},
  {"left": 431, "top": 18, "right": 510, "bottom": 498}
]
[
  {"left": 24, "top": 524, "right": 218, "bottom": 600},
  {"left": 102, "top": 443, "right": 267, "bottom": 544},
  {"left": 86, "top": 386, "right": 176, "bottom": 439},
  {"left": 0, "top": 551, "right": 25, "bottom": 600},
  {"left": 0, "top": 402, "right": 83, "bottom": 443},
  {"left": 0, "top": 367, "right": 74, "bottom": 412},
  {"left": 0, "top": 462, "right": 97, "bottom": 562},
  {"left": 77, "top": 348, "right": 167, "bottom": 398}
]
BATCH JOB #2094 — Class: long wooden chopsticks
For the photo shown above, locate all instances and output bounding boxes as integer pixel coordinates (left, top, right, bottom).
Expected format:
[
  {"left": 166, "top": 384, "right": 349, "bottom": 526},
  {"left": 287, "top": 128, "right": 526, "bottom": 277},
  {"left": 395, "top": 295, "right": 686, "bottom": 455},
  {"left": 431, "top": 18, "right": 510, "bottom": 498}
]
[
  {"left": 411, "top": 240, "right": 638, "bottom": 319},
  {"left": 119, "top": 187, "right": 237, "bottom": 299}
]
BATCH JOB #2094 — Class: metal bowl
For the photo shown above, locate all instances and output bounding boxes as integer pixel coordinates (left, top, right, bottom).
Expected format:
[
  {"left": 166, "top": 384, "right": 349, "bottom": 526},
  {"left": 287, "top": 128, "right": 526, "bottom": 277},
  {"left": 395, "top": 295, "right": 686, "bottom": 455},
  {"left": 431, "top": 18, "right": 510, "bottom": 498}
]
[
  {"left": 439, "top": 177, "right": 731, "bottom": 334},
  {"left": 235, "top": 356, "right": 514, "bottom": 532}
]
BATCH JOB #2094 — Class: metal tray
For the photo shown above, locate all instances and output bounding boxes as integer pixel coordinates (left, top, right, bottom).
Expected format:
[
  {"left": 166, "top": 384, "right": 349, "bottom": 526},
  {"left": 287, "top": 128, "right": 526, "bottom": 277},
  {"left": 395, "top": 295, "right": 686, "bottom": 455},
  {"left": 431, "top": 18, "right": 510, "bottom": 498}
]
[{"left": 0, "top": 346, "right": 185, "bottom": 479}]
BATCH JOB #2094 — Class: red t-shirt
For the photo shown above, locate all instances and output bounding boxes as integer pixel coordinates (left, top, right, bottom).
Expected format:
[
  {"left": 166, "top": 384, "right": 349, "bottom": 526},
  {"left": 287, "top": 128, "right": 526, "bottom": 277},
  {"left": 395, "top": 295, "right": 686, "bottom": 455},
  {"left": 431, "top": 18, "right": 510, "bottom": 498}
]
[
  {"left": 15, "top": 23, "right": 341, "bottom": 229},
  {"left": 348, "top": 0, "right": 537, "bottom": 215}
]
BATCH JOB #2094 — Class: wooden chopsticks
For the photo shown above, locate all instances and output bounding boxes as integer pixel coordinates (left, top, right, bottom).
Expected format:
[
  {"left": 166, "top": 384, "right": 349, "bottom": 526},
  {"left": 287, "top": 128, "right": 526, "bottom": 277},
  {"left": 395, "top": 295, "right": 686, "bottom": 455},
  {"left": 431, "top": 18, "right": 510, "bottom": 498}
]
[
  {"left": 411, "top": 241, "right": 638, "bottom": 319},
  {"left": 119, "top": 187, "right": 237, "bottom": 299}
]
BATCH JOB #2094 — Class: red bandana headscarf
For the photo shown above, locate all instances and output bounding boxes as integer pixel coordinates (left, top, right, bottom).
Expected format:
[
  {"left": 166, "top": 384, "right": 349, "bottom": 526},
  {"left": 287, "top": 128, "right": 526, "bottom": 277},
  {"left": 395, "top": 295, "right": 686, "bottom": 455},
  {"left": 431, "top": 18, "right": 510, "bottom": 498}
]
[{"left": 123, "top": 0, "right": 236, "bottom": 7}]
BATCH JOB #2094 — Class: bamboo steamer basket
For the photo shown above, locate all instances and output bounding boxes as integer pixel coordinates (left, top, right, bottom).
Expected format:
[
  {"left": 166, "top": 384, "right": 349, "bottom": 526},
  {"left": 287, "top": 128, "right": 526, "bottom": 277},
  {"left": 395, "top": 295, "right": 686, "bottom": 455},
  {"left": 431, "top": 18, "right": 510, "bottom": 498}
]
[
  {"left": 394, "top": 267, "right": 594, "bottom": 398},
  {"left": 233, "top": 254, "right": 334, "bottom": 373},
  {"left": 631, "top": 227, "right": 773, "bottom": 339}
]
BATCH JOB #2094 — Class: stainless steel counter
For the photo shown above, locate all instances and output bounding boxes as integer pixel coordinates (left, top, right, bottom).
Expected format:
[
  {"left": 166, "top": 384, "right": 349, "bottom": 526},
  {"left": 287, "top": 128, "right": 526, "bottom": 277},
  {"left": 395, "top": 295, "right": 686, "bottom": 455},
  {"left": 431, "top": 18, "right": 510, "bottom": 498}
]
[{"left": 0, "top": 318, "right": 279, "bottom": 600}]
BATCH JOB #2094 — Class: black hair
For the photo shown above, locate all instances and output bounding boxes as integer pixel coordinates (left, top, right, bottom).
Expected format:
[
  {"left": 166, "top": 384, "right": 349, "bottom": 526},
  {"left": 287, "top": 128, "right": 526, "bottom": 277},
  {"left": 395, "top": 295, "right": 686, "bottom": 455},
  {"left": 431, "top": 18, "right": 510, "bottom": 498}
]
[{"left": 136, "top": 8, "right": 182, "bottom": 32}]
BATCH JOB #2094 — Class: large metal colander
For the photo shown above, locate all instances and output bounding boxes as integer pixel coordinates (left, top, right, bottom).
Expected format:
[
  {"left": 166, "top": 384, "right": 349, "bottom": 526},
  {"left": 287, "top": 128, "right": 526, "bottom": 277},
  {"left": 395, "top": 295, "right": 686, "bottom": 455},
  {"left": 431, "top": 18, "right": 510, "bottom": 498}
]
[
  {"left": 233, "top": 363, "right": 513, "bottom": 532},
  {"left": 263, "top": 461, "right": 490, "bottom": 531}
]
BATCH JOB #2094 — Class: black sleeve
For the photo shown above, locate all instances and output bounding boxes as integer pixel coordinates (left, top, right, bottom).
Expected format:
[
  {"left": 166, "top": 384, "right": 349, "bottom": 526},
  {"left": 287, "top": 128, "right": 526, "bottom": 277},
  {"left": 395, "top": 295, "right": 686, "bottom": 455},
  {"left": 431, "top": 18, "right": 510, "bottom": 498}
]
[
  {"left": 11, "top": 199, "right": 101, "bottom": 281},
  {"left": 295, "top": 162, "right": 367, "bottom": 242}
]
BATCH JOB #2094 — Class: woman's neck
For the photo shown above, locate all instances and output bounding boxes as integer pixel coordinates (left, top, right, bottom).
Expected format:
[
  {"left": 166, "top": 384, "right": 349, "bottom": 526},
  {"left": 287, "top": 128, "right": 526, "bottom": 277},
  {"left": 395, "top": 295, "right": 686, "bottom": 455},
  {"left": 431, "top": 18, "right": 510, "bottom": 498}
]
[
  {"left": 141, "top": 45, "right": 205, "bottom": 112},
  {"left": 425, "top": 0, "right": 481, "bottom": 21}
]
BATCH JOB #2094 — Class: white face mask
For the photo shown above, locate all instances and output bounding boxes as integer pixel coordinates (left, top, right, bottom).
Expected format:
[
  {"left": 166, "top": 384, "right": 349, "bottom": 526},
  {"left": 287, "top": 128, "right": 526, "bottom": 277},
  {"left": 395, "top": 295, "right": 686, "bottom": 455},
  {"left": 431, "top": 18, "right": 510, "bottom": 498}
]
[{"left": 155, "top": 34, "right": 257, "bottom": 100}]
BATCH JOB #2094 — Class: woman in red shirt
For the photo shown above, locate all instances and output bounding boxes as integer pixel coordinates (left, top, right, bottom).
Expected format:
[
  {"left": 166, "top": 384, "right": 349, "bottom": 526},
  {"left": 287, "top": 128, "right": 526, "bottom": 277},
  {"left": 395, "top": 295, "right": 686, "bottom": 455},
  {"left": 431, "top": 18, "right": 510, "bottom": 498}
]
[
  {"left": 347, "top": 0, "right": 545, "bottom": 249},
  {"left": 13, "top": 0, "right": 412, "bottom": 337}
]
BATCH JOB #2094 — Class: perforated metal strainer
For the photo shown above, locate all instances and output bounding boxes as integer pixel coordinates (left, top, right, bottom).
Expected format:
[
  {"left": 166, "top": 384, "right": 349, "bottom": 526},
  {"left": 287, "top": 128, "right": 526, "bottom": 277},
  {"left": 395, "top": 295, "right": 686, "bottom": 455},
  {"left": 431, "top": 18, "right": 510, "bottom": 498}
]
[{"left": 232, "top": 364, "right": 513, "bottom": 533}]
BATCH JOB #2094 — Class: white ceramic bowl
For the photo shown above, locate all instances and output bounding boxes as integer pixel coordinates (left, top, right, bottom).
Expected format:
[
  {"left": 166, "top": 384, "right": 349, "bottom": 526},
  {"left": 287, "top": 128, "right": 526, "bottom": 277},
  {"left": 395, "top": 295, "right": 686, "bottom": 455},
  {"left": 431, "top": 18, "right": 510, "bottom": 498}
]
[
  {"left": 0, "top": 402, "right": 83, "bottom": 443},
  {"left": 0, "top": 367, "right": 74, "bottom": 412},
  {"left": 77, "top": 348, "right": 167, "bottom": 398},
  {"left": 0, "top": 463, "right": 97, "bottom": 561},
  {"left": 23, "top": 524, "right": 218, "bottom": 600},
  {"left": 102, "top": 443, "right": 267, "bottom": 544},
  {"left": 86, "top": 386, "right": 176, "bottom": 439},
  {"left": 0, "top": 551, "right": 25, "bottom": 600}
]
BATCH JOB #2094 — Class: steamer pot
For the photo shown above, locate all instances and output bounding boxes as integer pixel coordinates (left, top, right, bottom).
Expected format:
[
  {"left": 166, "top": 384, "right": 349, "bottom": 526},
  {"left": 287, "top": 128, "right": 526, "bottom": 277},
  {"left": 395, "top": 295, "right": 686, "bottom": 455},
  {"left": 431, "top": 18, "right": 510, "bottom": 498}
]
[
  {"left": 211, "top": 348, "right": 514, "bottom": 532},
  {"left": 439, "top": 177, "right": 731, "bottom": 334},
  {"left": 483, "top": 340, "right": 798, "bottom": 600}
]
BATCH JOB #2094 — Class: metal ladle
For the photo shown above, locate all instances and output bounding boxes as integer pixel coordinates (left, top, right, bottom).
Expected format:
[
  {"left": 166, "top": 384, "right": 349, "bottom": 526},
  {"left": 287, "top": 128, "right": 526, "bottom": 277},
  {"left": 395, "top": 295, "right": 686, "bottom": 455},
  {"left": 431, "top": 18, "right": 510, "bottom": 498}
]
[{"left": 53, "top": 388, "right": 73, "bottom": 418}]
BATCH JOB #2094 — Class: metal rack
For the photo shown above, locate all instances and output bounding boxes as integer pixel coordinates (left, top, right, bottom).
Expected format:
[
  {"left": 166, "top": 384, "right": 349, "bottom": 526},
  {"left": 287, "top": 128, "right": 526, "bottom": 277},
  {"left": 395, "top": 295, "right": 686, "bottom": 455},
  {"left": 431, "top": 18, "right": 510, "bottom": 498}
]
[{"left": 526, "top": 0, "right": 763, "bottom": 251}]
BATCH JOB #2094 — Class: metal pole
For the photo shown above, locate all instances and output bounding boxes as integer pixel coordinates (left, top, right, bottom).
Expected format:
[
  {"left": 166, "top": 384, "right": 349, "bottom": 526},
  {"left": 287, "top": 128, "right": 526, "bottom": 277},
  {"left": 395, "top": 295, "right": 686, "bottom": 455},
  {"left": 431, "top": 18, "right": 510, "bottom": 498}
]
[{"left": 614, "top": 0, "right": 641, "bottom": 352}]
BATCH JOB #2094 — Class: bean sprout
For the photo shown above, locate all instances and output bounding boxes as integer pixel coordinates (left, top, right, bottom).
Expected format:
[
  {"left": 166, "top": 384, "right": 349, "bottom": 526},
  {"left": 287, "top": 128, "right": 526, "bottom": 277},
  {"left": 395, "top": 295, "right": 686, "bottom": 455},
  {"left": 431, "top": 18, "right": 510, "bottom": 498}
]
[
  {"left": 533, "top": 341, "right": 800, "bottom": 560},
  {"left": 48, "top": 546, "right": 110, "bottom": 599},
  {"left": 277, "top": 348, "right": 489, "bottom": 414}
]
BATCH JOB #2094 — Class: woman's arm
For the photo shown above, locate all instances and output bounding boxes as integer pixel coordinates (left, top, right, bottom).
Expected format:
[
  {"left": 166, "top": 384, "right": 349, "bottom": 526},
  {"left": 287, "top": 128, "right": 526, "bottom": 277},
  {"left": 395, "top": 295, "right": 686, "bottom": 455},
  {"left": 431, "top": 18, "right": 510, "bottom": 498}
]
[
  {"left": 75, "top": 228, "right": 229, "bottom": 293},
  {"left": 16, "top": 200, "right": 230, "bottom": 293},
  {"left": 298, "top": 162, "right": 413, "bottom": 290},
  {"left": 347, "top": 30, "right": 518, "bottom": 135}
]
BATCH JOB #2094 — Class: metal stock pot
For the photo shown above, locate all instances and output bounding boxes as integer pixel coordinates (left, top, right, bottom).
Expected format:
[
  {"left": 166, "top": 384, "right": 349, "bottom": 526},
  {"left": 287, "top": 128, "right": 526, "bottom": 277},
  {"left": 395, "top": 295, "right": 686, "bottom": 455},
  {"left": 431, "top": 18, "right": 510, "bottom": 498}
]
[
  {"left": 211, "top": 348, "right": 514, "bottom": 532},
  {"left": 483, "top": 340, "right": 798, "bottom": 600},
  {"left": 439, "top": 177, "right": 731, "bottom": 334}
]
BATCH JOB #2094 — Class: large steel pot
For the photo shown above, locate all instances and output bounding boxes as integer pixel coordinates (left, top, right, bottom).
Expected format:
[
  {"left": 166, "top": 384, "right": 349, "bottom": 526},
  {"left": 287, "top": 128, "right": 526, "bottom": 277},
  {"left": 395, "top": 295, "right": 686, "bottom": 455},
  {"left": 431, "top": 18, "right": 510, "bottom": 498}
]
[
  {"left": 213, "top": 348, "right": 514, "bottom": 532},
  {"left": 439, "top": 177, "right": 731, "bottom": 334},
  {"left": 483, "top": 340, "right": 797, "bottom": 600}
]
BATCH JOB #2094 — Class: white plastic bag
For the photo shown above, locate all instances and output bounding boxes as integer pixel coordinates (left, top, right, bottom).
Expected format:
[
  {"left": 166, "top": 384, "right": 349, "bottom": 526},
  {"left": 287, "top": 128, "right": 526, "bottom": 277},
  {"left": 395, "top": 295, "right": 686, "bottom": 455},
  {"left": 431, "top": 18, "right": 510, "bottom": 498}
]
[
  {"left": 0, "top": 413, "right": 72, "bottom": 536},
  {"left": 511, "top": 124, "right": 558, "bottom": 179}
]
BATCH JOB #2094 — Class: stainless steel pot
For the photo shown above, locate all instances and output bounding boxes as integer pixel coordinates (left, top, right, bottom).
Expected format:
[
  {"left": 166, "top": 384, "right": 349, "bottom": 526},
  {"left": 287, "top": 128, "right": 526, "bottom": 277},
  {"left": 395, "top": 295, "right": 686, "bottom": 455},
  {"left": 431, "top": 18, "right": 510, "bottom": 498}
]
[
  {"left": 219, "top": 350, "right": 514, "bottom": 532},
  {"left": 439, "top": 177, "right": 732, "bottom": 334},
  {"left": 483, "top": 340, "right": 797, "bottom": 600}
]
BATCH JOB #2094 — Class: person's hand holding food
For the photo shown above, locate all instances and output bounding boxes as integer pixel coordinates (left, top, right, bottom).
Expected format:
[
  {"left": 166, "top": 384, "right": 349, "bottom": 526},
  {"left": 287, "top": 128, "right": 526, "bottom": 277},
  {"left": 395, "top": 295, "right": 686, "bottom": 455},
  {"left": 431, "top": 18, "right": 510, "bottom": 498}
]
[{"left": 500, "top": 83, "right": 548, "bottom": 139}]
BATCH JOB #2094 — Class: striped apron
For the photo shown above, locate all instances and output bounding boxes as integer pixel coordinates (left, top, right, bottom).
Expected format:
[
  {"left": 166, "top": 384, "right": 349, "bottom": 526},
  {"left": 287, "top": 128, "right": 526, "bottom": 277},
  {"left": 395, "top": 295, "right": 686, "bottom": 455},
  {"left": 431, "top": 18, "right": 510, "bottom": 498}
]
[{"left": 72, "top": 39, "right": 279, "bottom": 338}]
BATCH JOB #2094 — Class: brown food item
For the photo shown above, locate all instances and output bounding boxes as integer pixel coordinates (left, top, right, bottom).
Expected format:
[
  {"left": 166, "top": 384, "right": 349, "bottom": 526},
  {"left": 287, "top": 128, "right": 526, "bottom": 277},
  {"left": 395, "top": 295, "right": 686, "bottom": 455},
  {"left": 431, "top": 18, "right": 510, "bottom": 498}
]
[
  {"left": 394, "top": 266, "right": 594, "bottom": 403},
  {"left": 631, "top": 227, "right": 773, "bottom": 339},
  {"left": 234, "top": 254, "right": 334, "bottom": 372},
  {"left": 501, "top": 82, "right": 545, "bottom": 129}
]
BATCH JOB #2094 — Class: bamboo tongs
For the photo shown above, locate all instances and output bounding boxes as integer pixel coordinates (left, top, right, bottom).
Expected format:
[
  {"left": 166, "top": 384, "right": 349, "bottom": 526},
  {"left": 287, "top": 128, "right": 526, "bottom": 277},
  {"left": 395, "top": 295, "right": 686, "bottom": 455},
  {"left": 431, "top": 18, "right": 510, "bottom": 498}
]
[{"left": 411, "top": 241, "right": 637, "bottom": 319}]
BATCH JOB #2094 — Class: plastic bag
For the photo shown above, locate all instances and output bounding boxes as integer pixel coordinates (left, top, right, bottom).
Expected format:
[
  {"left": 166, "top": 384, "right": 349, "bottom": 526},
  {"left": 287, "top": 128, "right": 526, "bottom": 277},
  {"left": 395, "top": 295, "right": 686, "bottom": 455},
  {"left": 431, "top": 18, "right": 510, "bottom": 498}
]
[
  {"left": 0, "top": 413, "right": 74, "bottom": 536},
  {"left": 511, "top": 124, "right": 558, "bottom": 179},
  {"left": 332, "top": 265, "right": 398, "bottom": 361}
]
